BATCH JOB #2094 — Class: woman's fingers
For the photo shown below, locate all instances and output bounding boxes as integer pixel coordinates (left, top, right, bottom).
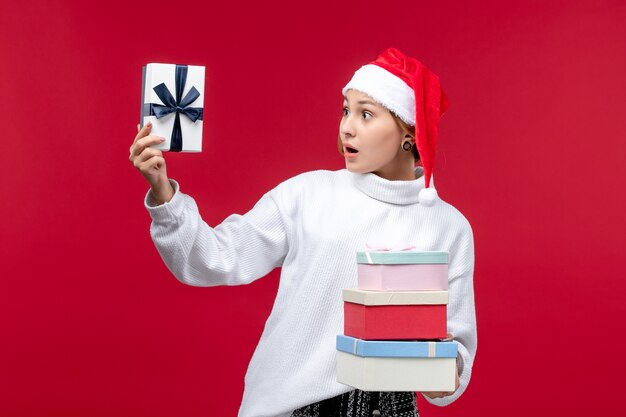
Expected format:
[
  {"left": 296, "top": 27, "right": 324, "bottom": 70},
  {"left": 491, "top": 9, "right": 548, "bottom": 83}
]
[
  {"left": 421, "top": 357, "right": 460, "bottom": 399},
  {"left": 129, "top": 123, "right": 170, "bottom": 191},
  {"left": 422, "top": 390, "right": 453, "bottom": 399},
  {"left": 138, "top": 155, "right": 165, "bottom": 173},
  {"left": 130, "top": 134, "right": 165, "bottom": 161},
  {"left": 133, "top": 122, "right": 152, "bottom": 143},
  {"left": 133, "top": 146, "right": 163, "bottom": 167}
]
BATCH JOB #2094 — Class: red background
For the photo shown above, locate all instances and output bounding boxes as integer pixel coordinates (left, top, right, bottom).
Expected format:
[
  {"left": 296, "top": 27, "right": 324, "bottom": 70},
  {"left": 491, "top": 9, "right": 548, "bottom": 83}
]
[{"left": 1, "top": 1, "right": 625, "bottom": 416}]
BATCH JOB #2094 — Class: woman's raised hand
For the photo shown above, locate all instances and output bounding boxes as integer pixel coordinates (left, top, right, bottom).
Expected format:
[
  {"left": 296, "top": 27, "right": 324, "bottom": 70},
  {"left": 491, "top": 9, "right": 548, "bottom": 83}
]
[{"left": 129, "top": 122, "right": 174, "bottom": 205}]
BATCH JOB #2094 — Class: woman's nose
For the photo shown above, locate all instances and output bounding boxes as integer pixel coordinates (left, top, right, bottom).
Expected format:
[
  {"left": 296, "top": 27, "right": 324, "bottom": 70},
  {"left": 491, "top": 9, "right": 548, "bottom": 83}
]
[{"left": 340, "top": 114, "right": 356, "bottom": 138}]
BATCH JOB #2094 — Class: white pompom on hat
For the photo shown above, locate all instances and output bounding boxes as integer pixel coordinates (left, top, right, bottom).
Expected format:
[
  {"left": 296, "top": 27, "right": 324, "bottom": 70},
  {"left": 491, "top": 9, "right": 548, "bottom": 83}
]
[{"left": 342, "top": 47, "right": 450, "bottom": 206}]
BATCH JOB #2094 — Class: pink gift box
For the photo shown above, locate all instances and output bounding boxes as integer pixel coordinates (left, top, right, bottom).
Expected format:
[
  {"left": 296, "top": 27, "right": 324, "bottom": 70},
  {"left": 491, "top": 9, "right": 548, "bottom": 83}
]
[
  {"left": 358, "top": 263, "right": 448, "bottom": 291},
  {"left": 356, "top": 250, "right": 449, "bottom": 291}
]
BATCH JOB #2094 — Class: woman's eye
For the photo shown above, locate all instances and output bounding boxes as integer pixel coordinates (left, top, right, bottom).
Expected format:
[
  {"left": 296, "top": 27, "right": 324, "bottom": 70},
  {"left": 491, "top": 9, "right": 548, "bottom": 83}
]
[{"left": 342, "top": 107, "right": 372, "bottom": 120}]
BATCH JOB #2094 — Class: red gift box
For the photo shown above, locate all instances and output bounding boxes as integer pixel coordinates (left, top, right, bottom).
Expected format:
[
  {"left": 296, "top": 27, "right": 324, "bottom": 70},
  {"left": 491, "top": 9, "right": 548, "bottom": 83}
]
[{"left": 343, "top": 289, "right": 447, "bottom": 340}]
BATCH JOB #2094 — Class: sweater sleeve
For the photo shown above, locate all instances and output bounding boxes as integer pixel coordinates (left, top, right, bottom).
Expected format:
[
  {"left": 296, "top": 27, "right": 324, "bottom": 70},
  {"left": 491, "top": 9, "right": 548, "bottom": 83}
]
[
  {"left": 424, "top": 218, "right": 477, "bottom": 406},
  {"left": 144, "top": 179, "right": 289, "bottom": 287}
]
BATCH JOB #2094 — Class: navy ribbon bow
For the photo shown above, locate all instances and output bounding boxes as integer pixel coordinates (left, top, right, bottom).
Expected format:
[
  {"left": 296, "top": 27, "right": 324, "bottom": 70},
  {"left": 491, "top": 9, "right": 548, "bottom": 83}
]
[{"left": 144, "top": 65, "right": 203, "bottom": 152}]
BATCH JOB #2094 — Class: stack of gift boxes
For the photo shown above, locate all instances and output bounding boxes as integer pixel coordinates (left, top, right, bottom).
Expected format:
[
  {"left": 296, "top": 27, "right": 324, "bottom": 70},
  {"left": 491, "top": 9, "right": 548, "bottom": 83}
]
[{"left": 336, "top": 247, "right": 458, "bottom": 392}]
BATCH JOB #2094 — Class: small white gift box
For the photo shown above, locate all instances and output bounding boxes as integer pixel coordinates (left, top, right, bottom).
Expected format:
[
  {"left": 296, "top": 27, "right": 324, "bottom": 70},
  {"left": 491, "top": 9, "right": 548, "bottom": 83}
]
[
  {"left": 140, "top": 63, "right": 205, "bottom": 152},
  {"left": 336, "top": 335, "right": 458, "bottom": 392}
]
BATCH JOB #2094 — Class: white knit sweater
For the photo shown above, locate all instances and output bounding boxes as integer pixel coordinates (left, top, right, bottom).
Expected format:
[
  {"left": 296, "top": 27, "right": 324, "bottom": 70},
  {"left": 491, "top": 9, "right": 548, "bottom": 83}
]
[{"left": 144, "top": 168, "right": 477, "bottom": 417}]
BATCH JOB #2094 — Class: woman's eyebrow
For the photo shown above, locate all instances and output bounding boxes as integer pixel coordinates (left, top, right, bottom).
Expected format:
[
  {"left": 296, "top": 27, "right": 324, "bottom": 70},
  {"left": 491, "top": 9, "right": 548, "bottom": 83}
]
[{"left": 343, "top": 97, "right": 379, "bottom": 107}]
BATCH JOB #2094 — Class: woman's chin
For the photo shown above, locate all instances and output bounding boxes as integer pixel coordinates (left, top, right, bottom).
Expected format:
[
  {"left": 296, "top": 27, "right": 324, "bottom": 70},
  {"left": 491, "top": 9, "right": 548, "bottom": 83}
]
[{"left": 345, "top": 164, "right": 370, "bottom": 174}]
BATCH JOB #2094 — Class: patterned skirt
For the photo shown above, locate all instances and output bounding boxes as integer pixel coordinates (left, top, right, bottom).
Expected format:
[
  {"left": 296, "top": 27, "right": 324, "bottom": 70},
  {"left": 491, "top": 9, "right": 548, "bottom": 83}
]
[{"left": 290, "top": 390, "right": 419, "bottom": 417}]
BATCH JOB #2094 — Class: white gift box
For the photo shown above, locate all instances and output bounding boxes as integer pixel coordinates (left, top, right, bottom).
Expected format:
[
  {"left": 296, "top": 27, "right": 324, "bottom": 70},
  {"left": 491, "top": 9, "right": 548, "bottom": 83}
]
[
  {"left": 140, "top": 63, "right": 205, "bottom": 152},
  {"left": 336, "top": 335, "right": 457, "bottom": 392}
]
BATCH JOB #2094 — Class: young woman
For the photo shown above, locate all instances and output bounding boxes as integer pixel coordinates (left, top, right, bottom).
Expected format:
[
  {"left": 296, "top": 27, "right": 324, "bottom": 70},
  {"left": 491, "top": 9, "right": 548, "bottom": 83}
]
[{"left": 129, "top": 47, "right": 477, "bottom": 417}]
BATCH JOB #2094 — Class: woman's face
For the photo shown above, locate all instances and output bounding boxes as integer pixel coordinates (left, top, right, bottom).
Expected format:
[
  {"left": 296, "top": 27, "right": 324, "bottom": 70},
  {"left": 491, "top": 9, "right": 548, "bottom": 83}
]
[{"left": 339, "top": 89, "right": 415, "bottom": 180}]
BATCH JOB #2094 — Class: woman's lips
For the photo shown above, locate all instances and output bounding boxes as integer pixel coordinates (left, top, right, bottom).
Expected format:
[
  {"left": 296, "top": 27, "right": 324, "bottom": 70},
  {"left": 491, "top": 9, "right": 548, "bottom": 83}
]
[{"left": 343, "top": 144, "right": 359, "bottom": 159}]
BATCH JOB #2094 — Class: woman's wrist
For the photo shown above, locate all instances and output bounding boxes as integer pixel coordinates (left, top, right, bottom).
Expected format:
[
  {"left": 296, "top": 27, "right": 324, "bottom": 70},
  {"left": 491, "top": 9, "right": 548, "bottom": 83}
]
[{"left": 151, "top": 177, "right": 174, "bottom": 205}]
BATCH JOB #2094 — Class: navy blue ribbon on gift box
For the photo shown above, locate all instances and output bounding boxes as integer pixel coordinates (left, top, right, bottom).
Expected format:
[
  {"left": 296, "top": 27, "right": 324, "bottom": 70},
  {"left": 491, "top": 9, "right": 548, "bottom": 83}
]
[{"left": 142, "top": 64, "right": 203, "bottom": 152}]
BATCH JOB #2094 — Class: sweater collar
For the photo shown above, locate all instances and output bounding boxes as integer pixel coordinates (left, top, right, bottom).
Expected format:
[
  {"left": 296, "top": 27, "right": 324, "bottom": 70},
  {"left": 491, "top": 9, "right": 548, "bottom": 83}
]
[{"left": 349, "top": 167, "right": 426, "bottom": 205}]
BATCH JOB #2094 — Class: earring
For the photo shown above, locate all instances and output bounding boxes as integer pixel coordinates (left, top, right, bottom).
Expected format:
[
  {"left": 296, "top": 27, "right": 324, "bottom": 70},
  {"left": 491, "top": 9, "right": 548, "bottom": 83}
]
[{"left": 402, "top": 141, "right": 413, "bottom": 151}]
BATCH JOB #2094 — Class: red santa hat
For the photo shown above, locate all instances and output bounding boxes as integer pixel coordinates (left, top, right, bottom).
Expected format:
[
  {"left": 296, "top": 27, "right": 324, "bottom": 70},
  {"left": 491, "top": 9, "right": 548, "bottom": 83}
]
[{"left": 342, "top": 47, "right": 450, "bottom": 206}]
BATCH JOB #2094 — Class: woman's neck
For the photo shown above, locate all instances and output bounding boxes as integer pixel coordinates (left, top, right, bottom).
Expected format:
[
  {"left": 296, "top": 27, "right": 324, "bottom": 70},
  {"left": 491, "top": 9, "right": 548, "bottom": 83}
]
[
  {"left": 349, "top": 166, "right": 425, "bottom": 205},
  {"left": 373, "top": 162, "right": 417, "bottom": 181}
]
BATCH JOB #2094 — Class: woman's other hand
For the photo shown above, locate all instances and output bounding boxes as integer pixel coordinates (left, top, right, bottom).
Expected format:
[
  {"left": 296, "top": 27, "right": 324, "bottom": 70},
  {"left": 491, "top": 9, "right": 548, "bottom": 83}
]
[
  {"left": 421, "top": 368, "right": 460, "bottom": 399},
  {"left": 421, "top": 333, "right": 460, "bottom": 399}
]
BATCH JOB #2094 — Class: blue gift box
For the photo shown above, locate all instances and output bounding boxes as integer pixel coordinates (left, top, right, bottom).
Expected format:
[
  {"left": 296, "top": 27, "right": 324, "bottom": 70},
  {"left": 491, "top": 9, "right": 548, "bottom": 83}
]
[
  {"left": 336, "top": 335, "right": 457, "bottom": 358},
  {"left": 336, "top": 335, "right": 458, "bottom": 392}
]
